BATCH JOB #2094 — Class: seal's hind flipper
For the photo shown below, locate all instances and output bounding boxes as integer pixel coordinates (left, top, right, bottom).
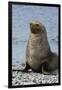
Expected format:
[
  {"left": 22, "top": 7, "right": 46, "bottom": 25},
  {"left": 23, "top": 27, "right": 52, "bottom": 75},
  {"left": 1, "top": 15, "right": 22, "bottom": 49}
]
[{"left": 42, "top": 65, "right": 57, "bottom": 75}]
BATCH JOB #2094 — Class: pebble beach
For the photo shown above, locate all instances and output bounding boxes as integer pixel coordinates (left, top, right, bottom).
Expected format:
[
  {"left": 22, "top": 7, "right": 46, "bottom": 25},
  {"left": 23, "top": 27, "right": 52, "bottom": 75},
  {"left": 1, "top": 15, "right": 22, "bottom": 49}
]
[{"left": 12, "top": 64, "right": 58, "bottom": 86}]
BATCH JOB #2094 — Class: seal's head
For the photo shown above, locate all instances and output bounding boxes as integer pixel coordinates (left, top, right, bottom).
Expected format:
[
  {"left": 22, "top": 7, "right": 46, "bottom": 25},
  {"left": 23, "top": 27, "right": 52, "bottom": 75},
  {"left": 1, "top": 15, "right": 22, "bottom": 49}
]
[{"left": 30, "top": 21, "right": 45, "bottom": 34}]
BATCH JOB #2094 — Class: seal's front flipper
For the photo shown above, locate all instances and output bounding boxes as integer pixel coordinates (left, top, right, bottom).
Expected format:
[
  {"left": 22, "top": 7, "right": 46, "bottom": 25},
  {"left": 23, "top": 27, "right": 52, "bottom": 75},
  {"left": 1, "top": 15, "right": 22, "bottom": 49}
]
[{"left": 12, "top": 62, "right": 30, "bottom": 72}]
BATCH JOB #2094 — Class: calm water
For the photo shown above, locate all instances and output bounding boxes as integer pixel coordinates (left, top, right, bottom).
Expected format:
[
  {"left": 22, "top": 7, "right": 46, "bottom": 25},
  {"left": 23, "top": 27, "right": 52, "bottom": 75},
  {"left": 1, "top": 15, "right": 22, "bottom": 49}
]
[{"left": 12, "top": 5, "right": 58, "bottom": 65}]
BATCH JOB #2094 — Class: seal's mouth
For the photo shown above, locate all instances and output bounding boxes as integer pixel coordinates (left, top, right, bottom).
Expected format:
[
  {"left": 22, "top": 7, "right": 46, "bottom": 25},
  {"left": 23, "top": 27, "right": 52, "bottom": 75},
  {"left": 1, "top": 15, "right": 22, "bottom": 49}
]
[
  {"left": 30, "top": 23, "right": 41, "bottom": 34},
  {"left": 31, "top": 28, "right": 40, "bottom": 34}
]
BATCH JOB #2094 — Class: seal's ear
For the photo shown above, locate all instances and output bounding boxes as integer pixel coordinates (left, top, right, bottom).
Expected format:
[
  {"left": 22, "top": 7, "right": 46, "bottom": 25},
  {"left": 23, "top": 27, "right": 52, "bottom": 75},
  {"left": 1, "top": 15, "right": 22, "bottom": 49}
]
[
  {"left": 41, "top": 25, "right": 46, "bottom": 32},
  {"left": 43, "top": 26, "right": 46, "bottom": 31}
]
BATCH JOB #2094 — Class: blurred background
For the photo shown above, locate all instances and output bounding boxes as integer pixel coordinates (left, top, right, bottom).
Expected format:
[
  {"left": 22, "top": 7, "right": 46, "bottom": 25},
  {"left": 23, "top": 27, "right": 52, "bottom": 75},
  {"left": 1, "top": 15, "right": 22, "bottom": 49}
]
[{"left": 12, "top": 5, "right": 58, "bottom": 65}]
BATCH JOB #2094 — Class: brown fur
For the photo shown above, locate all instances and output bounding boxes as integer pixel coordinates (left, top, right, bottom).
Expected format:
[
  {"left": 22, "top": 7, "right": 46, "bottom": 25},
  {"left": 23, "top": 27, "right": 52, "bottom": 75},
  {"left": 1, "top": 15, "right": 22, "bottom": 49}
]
[{"left": 13, "top": 21, "right": 58, "bottom": 74}]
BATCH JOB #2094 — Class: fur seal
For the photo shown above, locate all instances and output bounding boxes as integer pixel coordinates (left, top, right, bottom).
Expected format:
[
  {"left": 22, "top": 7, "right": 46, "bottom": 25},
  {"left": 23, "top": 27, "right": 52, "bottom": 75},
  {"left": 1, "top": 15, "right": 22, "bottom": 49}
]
[{"left": 13, "top": 21, "right": 58, "bottom": 74}]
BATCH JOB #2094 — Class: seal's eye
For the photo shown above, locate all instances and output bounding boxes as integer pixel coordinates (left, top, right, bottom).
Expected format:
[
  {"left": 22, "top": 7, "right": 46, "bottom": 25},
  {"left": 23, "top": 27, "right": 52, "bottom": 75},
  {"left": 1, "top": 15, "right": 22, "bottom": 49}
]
[{"left": 36, "top": 24, "right": 39, "bottom": 26}]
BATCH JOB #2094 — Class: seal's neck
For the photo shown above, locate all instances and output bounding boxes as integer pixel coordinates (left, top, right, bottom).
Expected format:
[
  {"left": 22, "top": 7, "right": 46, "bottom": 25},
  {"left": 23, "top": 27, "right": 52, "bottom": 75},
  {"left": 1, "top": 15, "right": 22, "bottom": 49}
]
[
  {"left": 30, "top": 32, "right": 42, "bottom": 37},
  {"left": 30, "top": 32, "right": 42, "bottom": 41}
]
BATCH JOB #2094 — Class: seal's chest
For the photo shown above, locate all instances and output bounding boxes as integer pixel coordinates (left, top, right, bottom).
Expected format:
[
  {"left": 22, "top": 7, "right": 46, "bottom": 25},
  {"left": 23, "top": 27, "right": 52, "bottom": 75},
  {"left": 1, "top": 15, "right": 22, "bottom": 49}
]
[
  {"left": 30, "top": 37, "right": 41, "bottom": 46},
  {"left": 29, "top": 39, "right": 41, "bottom": 55}
]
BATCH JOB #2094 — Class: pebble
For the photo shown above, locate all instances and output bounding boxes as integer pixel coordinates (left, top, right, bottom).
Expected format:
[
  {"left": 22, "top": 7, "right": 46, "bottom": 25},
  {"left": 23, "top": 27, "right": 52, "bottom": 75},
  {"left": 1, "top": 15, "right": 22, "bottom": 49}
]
[{"left": 12, "top": 65, "right": 59, "bottom": 86}]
